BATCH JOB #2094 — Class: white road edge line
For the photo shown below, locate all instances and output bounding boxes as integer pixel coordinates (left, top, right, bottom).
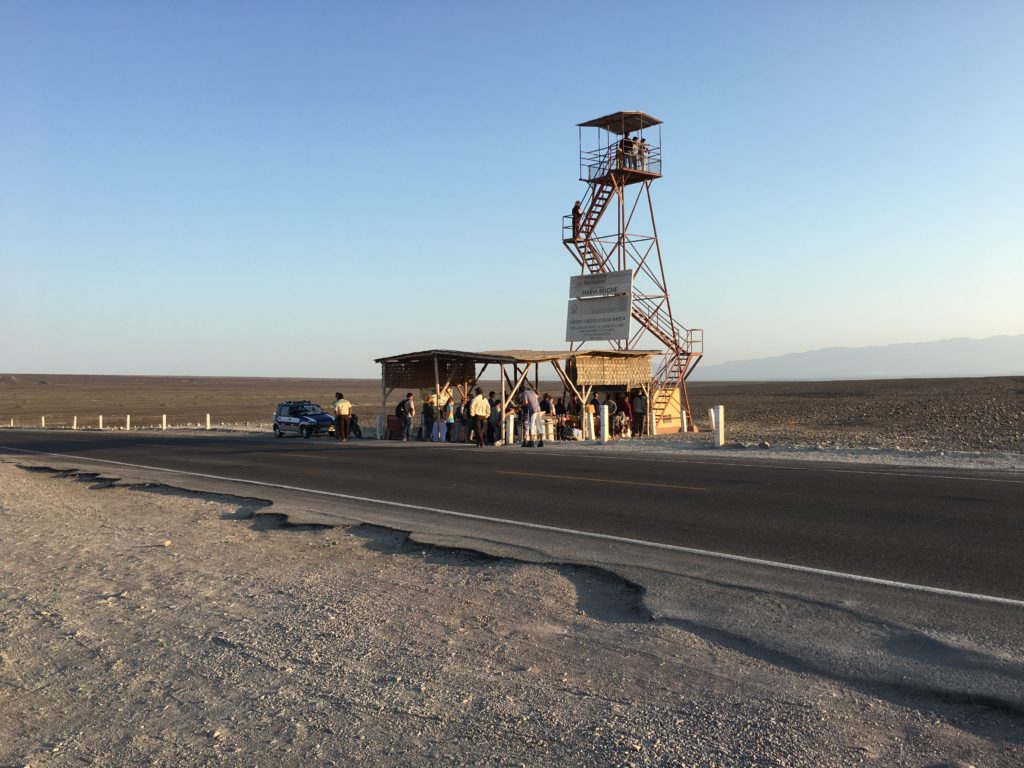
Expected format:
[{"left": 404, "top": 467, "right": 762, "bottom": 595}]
[{"left": 4, "top": 445, "right": 1023, "bottom": 609}]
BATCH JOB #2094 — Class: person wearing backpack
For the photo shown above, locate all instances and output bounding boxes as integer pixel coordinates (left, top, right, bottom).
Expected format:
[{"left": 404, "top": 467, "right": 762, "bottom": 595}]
[{"left": 400, "top": 393, "right": 415, "bottom": 441}]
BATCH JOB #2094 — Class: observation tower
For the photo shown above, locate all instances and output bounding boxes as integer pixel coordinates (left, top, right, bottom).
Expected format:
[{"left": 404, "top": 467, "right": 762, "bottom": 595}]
[{"left": 562, "top": 111, "right": 703, "bottom": 433}]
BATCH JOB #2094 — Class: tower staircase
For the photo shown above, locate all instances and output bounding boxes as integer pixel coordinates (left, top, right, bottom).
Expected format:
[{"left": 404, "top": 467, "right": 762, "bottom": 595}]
[{"left": 563, "top": 179, "right": 702, "bottom": 432}]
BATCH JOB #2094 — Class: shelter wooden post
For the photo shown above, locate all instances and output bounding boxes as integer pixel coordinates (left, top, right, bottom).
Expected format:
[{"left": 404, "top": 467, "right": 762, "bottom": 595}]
[
  {"left": 500, "top": 364, "right": 506, "bottom": 444},
  {"left": 433, "top": 354, "right": 442, "bottom": 441},
  {"left": 550, "top": 360, "right": 583, "bottom": 403},
  {"left": 380, "top": 372, "right": 391, "bottom": 440},
  {"left": 582, "top": 385, "right": 594, "bottom": 439}
]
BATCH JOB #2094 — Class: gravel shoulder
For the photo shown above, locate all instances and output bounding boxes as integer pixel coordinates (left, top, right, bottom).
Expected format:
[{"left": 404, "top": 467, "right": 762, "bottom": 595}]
[{"left": 2, "top": 461, "right": 1021, "bottom": 767}]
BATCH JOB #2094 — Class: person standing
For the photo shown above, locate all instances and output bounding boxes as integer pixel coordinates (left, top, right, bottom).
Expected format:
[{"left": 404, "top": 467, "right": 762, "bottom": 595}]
[
  {"left": 469, "top": 388, "right": 491, "bottom": 448},
  {"left": 584, "top": 397, "right": 597, "bottom": 440},
  {"left": 571, "top": 200, "right": 582, "bottom": 240},
  {"left": 332, "top": 392, "right": 342, "bottom": 440},
  {"left": 623, "top": 134, "right": 637, "bottom": 168},
  {"left": 520, "top": 386, "right": 543, "bottom": 447},
  {"left": 456, "top": 397, "right": 468, "bottom": 442},
  {"left": 401, "top": 392, "right": 415, "bottom": 441},
  {"left": 487, "top": 391, "right": 500, "bottom": 444},
  {"left": 632, "top": 390, "right": 647, "bottom": 436},
  {"left": 638, "top": 137, "right": 649, "bottom": 171},
  {"left": 617, "top": 393, "right": 633, "bottom": 437},
  {"left": 332, "top": 392, "right": 353, "bottom": 441},
  {"left": 440, "top": 396, "right": 455, "bottom": 442},
  {"left": 422, "top": 395, "right": 435, "bottom": 442},
  {"left": 554, "top": 396, "right": 567, "bottom": 441}
]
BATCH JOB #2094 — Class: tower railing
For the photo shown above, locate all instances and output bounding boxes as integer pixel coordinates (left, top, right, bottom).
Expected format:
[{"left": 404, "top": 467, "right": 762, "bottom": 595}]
[{"left": 580, "top": 144, "right": 662, "bottom": 181}]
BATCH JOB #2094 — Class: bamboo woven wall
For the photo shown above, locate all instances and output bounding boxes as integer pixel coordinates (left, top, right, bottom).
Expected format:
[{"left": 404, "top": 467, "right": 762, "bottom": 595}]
[
  {"left": 382, "top": 358, "right": 476, "bottom": 390},
  {"left": 570, "top": 354, "right": 653, "bottom": 387}
]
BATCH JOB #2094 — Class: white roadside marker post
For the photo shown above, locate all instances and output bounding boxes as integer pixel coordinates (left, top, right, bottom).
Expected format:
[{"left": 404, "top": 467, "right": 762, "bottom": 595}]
[
  {"left": 73, "top": 416, "right": 77, "bottom": 430},
  {"left": 375, "top": 415, "right": 383, "bottom": 440},
  {"left": 41, "top": 416, "right": 45, "bottom": 428},
  {"left": 712, "top": 405, "right": 725, "bottom": 448},
  {"left": 162, "top": 414, "right": 167, "bottom": 431},
  {"left": 600, "top": 403, "right": 610, "bottom": 443},
  {"left": 506, "top": 413, "right": 516, "bottom": 446},
  {"left": 126, "top": 414, "right": 131, "bottom": 431},
  {"left": 99, "top": 415, "right": 103, "bottom": 430},
  {"left": 206, "top": 413, "right": 211, "bottom": 431}
]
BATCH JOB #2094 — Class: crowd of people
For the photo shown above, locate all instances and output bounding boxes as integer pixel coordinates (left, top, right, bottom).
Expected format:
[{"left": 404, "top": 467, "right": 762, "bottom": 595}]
[
  {"left": 390, "top": 386, "right": 651, "bottom": 446},
  {"left": 615, "top": 134, "right": 649, "bottom": 171},
  {"left": 329, "top": 388, "right": 652, "bottom": 445}
]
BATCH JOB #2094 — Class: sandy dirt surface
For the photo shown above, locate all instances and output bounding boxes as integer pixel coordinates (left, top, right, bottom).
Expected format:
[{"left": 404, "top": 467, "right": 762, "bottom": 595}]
[
  {"left": 0, "top": 374, "right": 382, "bottom": 430},
  {"left": 686, "top": 378, "right": 1024, "bottom": 453},
  {"left": 2, "top": 374, "right": 1022, "bottom": 454},
  {"left": 2, "top": 461, "right": 1021, "bottom": 767}
]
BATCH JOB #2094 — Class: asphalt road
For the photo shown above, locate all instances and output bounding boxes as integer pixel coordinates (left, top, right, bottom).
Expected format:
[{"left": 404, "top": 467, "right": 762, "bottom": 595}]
[{"left": 3, "top": 430, "right": 1023, "bottom": 601}]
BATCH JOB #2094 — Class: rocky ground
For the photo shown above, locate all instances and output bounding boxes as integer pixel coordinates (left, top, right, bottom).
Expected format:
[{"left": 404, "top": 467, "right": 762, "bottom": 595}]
[
  {"left": 1, "top": 461, "right": 1021, "bottom": 767},
  {"left": 687, "top": 377, "right": 1024, "bottom": 453}
]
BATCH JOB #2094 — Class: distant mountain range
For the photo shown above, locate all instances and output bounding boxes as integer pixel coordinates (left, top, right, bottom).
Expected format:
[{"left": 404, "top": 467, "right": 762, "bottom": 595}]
[{"left": 691, "top": 335, "right": 1024, "bottom": 381}]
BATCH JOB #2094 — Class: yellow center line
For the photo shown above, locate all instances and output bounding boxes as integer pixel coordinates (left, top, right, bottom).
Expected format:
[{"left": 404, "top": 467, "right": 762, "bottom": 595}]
[
  {"left": 258, "top": 452, "right": 340, "bottom": 460},
  {"left": 497, "top": 470, "right": 709, "bottom": 492}
]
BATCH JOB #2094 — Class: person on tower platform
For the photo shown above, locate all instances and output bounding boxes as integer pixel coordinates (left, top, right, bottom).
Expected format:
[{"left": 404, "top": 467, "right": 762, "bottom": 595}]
[{"left": 571, "top": 200, "right": 581, "bottom": 240}]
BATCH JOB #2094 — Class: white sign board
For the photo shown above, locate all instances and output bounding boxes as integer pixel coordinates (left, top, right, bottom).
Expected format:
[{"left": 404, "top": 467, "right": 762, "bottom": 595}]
[
  {"left": 569, "top": 269, "right": 633, "bottom": 299},
  {"left": 565, "top": 294, "right": 632, "bottom": 342}
]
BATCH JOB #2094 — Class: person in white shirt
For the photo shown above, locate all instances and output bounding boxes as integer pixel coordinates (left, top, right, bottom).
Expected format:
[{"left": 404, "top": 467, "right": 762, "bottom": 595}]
[
  {"left": 520, "top": 386, "right": 544, "bottom": 447},
  {"left": 468, "top": 388, "right": 491, "bottom": 448},
  {"left": 332, "top": 392, "right": 353, "bottom": 441}
]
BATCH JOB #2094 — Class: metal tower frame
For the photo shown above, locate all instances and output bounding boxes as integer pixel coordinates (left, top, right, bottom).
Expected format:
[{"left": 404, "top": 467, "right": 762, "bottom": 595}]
[{"left": 562, "top": 111, "right": 703, "bottom": 432}]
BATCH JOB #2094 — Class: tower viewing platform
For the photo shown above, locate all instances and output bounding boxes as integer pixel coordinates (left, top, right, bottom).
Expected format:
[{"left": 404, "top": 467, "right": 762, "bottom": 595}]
[{"left": 577, "top": 110, "right": 662, "bottom": 186}]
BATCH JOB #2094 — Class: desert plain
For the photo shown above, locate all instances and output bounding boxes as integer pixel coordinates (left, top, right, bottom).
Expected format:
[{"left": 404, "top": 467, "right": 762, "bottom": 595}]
[{"left": 2, "top": 373, "right": 1022, "bottom": 452}]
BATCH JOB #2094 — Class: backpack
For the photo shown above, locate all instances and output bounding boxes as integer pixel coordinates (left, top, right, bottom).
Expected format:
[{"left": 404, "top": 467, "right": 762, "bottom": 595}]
[{"left": 395, "top": 401, "right": 406, "bottom": 418}]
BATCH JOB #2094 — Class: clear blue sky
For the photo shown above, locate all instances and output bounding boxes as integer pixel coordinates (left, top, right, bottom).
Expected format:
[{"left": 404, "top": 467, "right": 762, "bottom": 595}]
[{"left": 2, "top": 1, "right": 1022, "bottom": 377}]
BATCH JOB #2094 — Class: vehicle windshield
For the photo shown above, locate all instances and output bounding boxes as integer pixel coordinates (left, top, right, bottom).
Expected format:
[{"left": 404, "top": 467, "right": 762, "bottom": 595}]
[{"left": 294, "top": 404, "right": 325, "bottom": 415}]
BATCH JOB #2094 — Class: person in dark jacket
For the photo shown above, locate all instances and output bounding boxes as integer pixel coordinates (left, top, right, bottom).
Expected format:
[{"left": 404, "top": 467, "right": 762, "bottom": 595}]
[{"left": 422, "top": 396, "right": 435, "bottom": 442}]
